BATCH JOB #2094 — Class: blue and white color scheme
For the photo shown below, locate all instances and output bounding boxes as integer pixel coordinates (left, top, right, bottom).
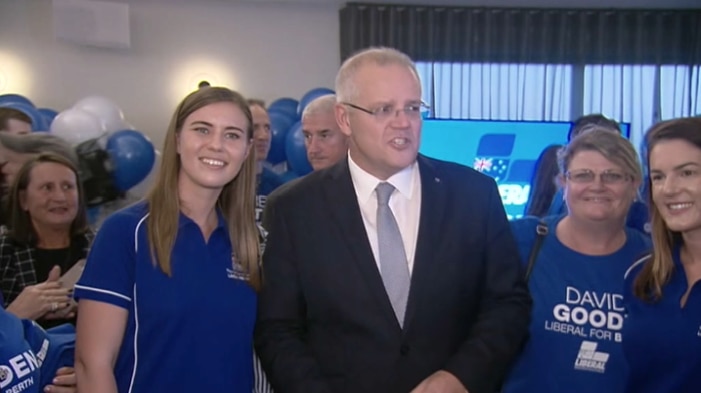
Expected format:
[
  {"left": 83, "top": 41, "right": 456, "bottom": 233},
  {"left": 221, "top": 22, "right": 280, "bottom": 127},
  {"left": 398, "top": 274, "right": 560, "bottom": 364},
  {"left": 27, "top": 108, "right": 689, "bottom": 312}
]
[
  {"left": 623, "top": 248, "right": 701, "bottom": 393},
  {"left": 0, "top": 310, "right": 74, "bottom": 393},
  {"left": 419, "top": 119, "right": 630, "bottom": 219},
  {"left": 502, "top": 215, "right": 650, "bottom": 393},
  {"left": 74, "top": 202, "right": 257, "bottom": 393}
]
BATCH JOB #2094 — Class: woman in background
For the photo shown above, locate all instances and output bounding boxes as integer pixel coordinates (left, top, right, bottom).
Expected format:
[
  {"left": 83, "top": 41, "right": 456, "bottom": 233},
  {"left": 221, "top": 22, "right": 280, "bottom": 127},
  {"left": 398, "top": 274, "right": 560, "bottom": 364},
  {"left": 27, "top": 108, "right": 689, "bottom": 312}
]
[
  {"left": 623, "top": 117, "right": 701, "bottom": 393},
  {"left": 525, "top": 144, "right": 563, "bottom": 217},
  {"left": 74, "top": 87, "right": 261, "bottom": 393},
  {"left": 503, "top": 129, "right": 650, "bottom": 393},
  {"left": 0, "top": 153, "right": 92, "bottom": 328}
]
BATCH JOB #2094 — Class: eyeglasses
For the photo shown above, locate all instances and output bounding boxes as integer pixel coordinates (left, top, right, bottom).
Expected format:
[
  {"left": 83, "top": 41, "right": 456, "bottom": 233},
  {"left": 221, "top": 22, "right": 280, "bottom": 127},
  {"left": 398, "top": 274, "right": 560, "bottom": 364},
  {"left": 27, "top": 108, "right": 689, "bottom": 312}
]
[
  {"left": 341, "top": 101, "right": 430, "bottom": 122},
  {"left": 565, "top": 169, "right": 632, "bottom": 185}
]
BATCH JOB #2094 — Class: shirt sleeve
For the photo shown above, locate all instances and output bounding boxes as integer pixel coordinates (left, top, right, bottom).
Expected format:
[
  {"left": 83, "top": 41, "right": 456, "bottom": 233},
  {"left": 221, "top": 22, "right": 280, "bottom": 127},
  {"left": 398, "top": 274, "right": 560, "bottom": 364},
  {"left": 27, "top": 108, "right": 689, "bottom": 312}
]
[{"left": 74, "top": 211, "right": 138, "bottom": 309}]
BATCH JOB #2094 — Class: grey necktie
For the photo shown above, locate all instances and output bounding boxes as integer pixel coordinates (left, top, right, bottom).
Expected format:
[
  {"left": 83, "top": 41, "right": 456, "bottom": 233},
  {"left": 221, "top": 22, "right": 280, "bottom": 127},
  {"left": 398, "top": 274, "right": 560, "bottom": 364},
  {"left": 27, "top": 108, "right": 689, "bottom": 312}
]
[{"left": 375, "top": 182, "right": 410, "bottom": 327}]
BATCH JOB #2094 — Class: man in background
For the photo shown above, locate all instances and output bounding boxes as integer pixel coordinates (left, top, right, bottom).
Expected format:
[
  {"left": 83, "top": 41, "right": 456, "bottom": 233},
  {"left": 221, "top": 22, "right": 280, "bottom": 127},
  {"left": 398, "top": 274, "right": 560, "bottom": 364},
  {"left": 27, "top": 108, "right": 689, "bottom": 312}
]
[
  {"left": 248, "top": 99, "right": 284, "bottom": 223},
  {"left": 301, "top": 94, "right": 349, "bottom": 172},
  {"left": 261, "top": 95, "right": 348, "bottom": 231}
]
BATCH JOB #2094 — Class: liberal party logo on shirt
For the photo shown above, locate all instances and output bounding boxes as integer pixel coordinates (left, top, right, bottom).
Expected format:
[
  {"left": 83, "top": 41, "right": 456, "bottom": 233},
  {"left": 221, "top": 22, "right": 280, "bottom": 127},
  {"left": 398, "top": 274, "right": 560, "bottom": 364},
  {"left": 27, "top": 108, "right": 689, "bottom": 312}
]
[{"left": 574, "top": 341, "right": 610, "bottom": 373}]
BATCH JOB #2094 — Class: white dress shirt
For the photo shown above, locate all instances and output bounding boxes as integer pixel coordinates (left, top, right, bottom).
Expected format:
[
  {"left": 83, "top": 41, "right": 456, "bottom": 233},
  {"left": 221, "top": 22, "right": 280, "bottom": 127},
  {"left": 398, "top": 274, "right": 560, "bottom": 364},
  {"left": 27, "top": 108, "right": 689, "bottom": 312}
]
[{"left": 347, "top": 154, "right": 422, "bottom": 275}]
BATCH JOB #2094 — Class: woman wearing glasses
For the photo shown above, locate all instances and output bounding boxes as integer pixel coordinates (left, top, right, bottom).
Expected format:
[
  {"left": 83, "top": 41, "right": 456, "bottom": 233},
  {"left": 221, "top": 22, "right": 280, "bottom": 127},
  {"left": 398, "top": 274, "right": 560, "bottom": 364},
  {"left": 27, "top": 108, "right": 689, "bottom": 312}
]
[
  {"left": 502, "top": 128, "right": 650, "bottom": 393},
  {"left": 623, "top": 117, "right": 701, "bottom": 393}
]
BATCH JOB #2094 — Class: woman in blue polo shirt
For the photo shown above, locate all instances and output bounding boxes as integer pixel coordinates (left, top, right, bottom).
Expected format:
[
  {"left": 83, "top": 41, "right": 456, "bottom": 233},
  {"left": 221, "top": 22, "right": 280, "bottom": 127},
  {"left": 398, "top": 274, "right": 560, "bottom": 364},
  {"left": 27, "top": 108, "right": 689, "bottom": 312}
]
[
  {"left": 623, "top": 117, "right": 701, "bottom": 393},
  {"left": 73, "top": 87, "right": 261, "bottom": 393}
]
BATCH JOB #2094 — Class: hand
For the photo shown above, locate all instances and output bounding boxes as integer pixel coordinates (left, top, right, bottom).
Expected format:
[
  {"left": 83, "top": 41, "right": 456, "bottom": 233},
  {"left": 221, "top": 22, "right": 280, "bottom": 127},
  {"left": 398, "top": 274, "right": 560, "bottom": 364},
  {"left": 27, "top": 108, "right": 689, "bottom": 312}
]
[
  {"left": 410, "top": 371, "right": 468, "bottom": 393},
  {"left": 50, "top": 298, "right": 78, "bottom": 320},
  {"left": 43, "top": 367, "right": 76, "bottom": 393},
  {"left": 6, "top": 266, "right": 72, "bottom": 320}
]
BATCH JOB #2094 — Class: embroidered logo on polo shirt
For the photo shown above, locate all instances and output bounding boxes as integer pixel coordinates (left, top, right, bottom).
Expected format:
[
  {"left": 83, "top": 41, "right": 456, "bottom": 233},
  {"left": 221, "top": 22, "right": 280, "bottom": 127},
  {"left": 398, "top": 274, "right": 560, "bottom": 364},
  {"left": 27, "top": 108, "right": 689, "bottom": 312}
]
[
  {"left": 227, "top": 253, "right": 250, "bottom": 281},
  {"left": 697, "top": 325, "right": 701, "bottom": 337},
  {"left": 574, "top": 340, "right": 609, "bottom": 373}
]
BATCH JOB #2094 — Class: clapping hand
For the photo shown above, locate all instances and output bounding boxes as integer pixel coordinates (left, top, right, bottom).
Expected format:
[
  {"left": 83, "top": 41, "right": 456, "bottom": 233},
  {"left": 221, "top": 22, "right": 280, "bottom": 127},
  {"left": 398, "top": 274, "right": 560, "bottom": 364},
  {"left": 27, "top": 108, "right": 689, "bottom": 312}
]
[{"left": 6, "top": 265, "right": 73, "bottom": 320}]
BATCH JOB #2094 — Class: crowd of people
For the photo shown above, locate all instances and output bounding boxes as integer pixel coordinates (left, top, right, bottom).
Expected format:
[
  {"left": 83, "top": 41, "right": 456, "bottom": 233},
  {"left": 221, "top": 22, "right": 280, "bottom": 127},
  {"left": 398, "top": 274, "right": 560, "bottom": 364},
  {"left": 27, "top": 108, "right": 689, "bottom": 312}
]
[{"left": 0, "top": 46, "right": 700, "bottom": 393}]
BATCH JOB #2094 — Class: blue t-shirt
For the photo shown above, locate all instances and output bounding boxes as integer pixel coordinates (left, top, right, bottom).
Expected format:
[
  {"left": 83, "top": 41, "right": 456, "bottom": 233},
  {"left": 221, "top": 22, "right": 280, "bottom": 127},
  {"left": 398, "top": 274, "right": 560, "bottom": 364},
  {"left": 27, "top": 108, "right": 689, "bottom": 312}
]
[
  {"left": 74, "top": 203, "right": 257, "bottom": 393},
  {"left": 256, "top": 168, "right": 285, "bottom": 224},
  {"left": 622, "top": 247, "right": 701, "bottom": 393},
  {"left": 503, "top": 215, "right": 650, "bottom": 393},
  {"left": 0, "top": 310, "right": 74, "bottom": 393}
]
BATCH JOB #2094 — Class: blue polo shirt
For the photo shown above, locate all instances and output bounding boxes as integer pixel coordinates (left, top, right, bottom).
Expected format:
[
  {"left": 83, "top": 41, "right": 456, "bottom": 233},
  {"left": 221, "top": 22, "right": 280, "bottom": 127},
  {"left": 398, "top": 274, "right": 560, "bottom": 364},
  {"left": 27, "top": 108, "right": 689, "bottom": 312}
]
[
  {"left": 503, "top": 215, "right": 650, "bottom": 393},
  {"left": 0, "top": 310, "right": 74, "bottom": 393},
  {"left": 74, "top": 202, "right": 257, "bottom": 393},
  {"left": 623, "top": 247, "right": 701, "bottom": 393}
]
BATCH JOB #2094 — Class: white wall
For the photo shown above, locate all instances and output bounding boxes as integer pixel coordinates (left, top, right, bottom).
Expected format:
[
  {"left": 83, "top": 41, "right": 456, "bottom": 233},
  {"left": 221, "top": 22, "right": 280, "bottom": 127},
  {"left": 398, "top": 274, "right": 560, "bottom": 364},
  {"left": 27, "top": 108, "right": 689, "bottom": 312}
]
[{"left": 0, "top": 0, "right": 340, "bottom": 148}]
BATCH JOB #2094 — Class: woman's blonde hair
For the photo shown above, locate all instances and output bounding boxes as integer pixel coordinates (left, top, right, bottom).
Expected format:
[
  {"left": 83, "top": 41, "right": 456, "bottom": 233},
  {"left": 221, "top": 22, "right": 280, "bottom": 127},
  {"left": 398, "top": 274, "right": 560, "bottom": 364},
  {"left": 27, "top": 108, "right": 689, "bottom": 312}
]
[
  {"left": 146, "top": 87, "right": 260, "bottom": 290},
  {"left": 557, "top": 127, "right": 642, "bottom": 183},
  {"left": 634, "top": 117, "right": 701, "bottom": 301}
]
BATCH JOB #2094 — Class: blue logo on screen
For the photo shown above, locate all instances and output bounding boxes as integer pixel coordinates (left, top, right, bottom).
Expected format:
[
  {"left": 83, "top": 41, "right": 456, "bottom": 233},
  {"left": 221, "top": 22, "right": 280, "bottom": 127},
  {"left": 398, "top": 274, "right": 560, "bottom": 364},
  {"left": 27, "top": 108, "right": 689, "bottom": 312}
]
[{"left": 420, "top": 120, "right": 572, "bottom": 219}]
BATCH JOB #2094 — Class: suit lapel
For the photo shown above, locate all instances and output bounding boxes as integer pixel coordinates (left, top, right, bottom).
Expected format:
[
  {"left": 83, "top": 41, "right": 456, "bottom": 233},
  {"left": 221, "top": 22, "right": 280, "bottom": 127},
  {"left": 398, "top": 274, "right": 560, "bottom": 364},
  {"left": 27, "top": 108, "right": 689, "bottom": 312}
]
[
  {"left": 403, "top": 156, "right": 448, "bottom": 330},
  {"left": 321, "top": 159, "right": 399, "bottom": 328}
]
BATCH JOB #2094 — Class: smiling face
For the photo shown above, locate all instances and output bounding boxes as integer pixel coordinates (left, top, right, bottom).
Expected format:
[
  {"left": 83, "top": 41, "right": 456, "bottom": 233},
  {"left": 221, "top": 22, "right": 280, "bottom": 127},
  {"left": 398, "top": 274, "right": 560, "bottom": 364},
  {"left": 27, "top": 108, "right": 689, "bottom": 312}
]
[
  {"left": 176, "top": 101, "right": 251, "bottom": 195},
  {"left": 649, "top": 139, "right": 701, "bottom": 236},
  {"left": 336, "top": 62, "right": 422, "bottom": 180},
  {"left": 20, "top": 162, "right": 79, "bottom": 232},
  {"left": 562, "top": 150, "right": 638, "bottom": 224}
]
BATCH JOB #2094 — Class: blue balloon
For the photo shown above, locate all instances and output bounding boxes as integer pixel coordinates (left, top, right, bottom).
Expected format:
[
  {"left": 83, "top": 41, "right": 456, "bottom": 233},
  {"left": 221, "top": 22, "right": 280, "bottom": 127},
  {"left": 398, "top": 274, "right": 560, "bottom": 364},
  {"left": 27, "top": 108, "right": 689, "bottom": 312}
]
[
  {"left": 0, "top": 102, "right": 48, "bottom": 131},
  {"left": 267, "top": 110, "right": 295, "bottom": 165},
  {"left": 285, "top": 121, "right": 312, "bottom": 176},
  {"left": 37, "top": 108, "right": 59, "bottom": 126},
  {"left": 297, "top": 88, "right": 335, "bottom": 118},
  {"left": 106, "top": 129, "right": 156, "bottom": 191},
  {"left": 0, "top": 94, "right": 34, "bottom": 108},
  {"left": 268, "top": 98, "right": 299, "bottom": 121}
]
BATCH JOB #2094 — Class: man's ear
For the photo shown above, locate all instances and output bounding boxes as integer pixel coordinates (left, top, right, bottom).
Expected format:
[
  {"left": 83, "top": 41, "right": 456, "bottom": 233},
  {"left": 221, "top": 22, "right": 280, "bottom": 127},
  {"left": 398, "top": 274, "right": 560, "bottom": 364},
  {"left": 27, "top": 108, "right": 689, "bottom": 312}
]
[{"left": 335, "top": 103, "right": 352, "bottom": 137}]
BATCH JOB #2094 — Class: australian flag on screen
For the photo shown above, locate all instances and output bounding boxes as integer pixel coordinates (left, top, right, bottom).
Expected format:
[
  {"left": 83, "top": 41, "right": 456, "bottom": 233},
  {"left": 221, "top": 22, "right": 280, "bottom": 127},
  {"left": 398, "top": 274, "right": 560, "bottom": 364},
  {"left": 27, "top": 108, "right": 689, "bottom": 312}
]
[
  {"left": 473, "top": 157, "right": 510, "bottom": 182},
  {"left": 472, "top": 134, "right": 515, "bottom": 182}
]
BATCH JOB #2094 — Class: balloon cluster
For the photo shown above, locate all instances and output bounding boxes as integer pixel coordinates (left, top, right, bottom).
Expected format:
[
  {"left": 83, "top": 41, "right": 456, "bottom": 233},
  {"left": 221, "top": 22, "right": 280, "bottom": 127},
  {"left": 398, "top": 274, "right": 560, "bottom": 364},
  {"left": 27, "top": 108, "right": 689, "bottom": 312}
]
[
  {"left": 0, "top": 93, "right": 156, "bottom": 207},
  {"left": 266, "top": 87, "right": 334, "bottom": 178}
]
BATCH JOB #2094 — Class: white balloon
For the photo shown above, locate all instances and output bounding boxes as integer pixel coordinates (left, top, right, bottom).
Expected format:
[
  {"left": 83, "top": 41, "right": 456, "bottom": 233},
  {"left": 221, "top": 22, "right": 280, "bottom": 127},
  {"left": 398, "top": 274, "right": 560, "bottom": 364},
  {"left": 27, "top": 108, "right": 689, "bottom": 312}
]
[
  {"left": 50, "top": 108, "right": 106, "bottom": 145},
  {"left": 73, "top": 95, "right": 127, "bottom": 133},
  {"left": 129, "top": 149, "right": 161, "bottom": 198}
]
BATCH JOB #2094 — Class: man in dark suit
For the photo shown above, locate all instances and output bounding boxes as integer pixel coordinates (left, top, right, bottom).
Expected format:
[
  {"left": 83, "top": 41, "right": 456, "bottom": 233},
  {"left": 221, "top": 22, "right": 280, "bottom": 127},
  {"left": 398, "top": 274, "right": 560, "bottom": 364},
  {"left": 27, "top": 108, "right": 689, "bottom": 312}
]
[{"left": 255, "top": 47, "right": 531, "bottom": 393}]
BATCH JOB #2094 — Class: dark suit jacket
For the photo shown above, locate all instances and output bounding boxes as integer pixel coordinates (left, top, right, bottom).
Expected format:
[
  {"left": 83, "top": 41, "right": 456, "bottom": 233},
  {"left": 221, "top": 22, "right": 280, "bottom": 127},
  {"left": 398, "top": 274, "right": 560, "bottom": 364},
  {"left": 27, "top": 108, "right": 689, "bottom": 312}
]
[{"left": 255, "top": 155, "right": 531, "bottom": 393}]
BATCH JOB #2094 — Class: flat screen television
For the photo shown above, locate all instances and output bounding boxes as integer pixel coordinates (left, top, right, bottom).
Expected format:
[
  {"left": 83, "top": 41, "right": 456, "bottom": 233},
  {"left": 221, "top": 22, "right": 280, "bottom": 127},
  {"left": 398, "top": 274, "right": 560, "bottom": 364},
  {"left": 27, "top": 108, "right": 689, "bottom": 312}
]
[{"left": 419, "top": 119, "right": 631, "bottom": 220}]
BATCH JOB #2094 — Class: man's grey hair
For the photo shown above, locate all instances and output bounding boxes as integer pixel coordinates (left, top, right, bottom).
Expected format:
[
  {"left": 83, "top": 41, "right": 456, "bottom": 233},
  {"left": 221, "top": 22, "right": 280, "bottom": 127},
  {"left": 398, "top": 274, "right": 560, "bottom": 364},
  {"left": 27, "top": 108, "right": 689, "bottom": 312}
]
[
  {"left": 0, "top": 132, "right": 78, "bottom": 167},
  {"left": 335, "top": 47, "right": 420, "bottom": 103},
  {"left": 301, "top": 94, "right": 337, "bottom": 119}
]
